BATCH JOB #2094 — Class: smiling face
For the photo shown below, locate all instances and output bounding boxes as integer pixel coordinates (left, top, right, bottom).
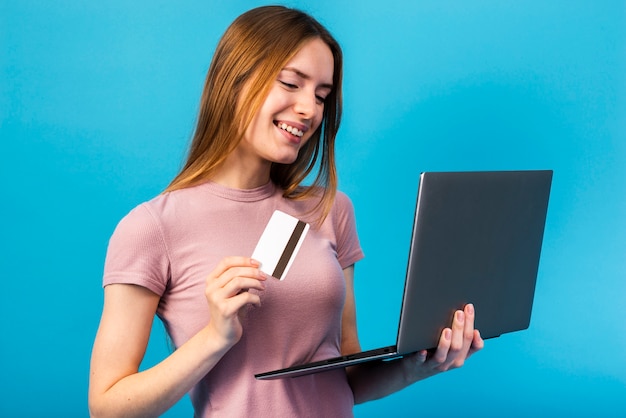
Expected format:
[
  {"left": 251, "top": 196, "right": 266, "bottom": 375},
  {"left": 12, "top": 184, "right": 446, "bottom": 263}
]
[
  {"left": 168, "top": 6, "right": 343, "bottom": 219},
  {"left": 234, "top": 38, "right": 335, "bottom": 178}
]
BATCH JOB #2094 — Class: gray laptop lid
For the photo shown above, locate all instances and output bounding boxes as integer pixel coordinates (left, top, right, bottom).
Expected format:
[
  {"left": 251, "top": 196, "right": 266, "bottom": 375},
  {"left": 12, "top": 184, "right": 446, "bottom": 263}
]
[
  {"left": 255, "top": 170, "right": 552, "bottom": 380},
  {"left": 396, "top": 170, "right": 552, "bottom": 353}
]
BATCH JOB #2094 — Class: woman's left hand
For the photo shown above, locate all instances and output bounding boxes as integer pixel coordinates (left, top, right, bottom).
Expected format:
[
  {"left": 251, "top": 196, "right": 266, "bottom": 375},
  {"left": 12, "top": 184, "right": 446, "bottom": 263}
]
[{"left": 403, "top": 303, "right": 484, "bottom": 380}]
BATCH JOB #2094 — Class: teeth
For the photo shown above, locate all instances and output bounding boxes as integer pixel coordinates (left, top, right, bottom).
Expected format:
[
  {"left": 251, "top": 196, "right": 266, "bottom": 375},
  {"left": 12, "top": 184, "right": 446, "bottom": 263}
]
[{"left": 278, "top": 122, "right": 304, "bottom": 137}]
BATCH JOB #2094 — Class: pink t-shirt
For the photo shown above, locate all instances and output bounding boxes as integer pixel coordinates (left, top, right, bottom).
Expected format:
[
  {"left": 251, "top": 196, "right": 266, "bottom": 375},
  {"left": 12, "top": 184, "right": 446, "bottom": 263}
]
[{"left": 103, "top": 181, "right": 364, "bottom": 417}]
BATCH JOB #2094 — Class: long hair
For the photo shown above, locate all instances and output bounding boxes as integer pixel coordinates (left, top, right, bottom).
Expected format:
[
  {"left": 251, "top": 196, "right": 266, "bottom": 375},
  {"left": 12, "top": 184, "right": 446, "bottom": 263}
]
[{"left": 165, "top": 6, "right": 343, "bottom": 222}]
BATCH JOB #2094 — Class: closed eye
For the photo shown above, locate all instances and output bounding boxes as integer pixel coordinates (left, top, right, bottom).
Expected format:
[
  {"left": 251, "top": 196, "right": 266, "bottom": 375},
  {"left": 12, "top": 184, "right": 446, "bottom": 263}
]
[
  {"left": 279, "top": 79, "right": 328, "bottom": 105},
  {"left": 279, "top": 80, "right": 298, "bottom": 89}
]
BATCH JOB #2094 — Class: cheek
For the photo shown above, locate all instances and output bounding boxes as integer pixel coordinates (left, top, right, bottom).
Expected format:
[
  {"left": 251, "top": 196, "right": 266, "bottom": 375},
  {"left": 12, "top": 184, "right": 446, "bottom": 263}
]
[{"left": 312, "top": 111, "right": 324, "bottom": 133}]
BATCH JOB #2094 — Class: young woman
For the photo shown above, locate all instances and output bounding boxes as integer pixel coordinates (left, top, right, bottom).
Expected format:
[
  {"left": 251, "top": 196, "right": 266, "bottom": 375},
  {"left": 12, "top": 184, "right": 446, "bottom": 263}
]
[{"left": 88, "top": 6, "right": 483, "bottom": 417}]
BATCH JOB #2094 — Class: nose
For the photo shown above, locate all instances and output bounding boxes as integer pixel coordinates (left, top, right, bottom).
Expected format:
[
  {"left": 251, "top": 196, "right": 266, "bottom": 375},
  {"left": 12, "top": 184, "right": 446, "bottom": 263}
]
[{"left": 293, "top": 89, "right": 318, "bottom": 120}]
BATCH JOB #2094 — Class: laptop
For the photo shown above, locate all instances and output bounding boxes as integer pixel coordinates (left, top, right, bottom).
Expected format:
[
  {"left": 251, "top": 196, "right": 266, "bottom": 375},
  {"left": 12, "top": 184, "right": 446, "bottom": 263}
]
[{"left": 255, "top": 170, "right": 553, "bottom": 380}]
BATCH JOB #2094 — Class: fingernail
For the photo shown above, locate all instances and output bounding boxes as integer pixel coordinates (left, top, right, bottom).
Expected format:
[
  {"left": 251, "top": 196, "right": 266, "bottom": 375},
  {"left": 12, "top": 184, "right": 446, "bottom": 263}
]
[
  {"left": 456, "top": 311, "right": 464, "bottom": 323},
  {"left": 444, "top": 329, "right": 452, "bottom": 340},
  {"left": 250, "top": 258, "right": 261, "bottom": 267},
  {"left": 467, "top": 303, "right": 474, "bottom": 315}
]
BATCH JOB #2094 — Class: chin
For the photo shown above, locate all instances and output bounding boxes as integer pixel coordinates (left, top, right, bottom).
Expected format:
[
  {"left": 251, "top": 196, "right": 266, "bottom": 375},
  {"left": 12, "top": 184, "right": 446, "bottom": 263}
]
[
  {"left": 273, "top": 155, "right": 299, "bottom": 165},
  {"left": 270, "top": 148, "right": 301, "bottom": 165}
]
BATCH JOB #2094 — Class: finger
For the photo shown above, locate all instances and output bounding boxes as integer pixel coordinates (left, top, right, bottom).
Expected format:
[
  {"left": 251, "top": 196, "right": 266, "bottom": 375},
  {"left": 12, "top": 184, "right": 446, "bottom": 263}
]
[
  {"left": 464, "top": 303, "right": 476, "bottom": 343},
  {"left": 468, "top": 329, "right": 484, "bottom": 358},
  {"left": 220, "top": 275, "right": 266, "bottom": 298},
  {"left": 416, "top": 350, "right": 428, "bottom": 364},
  {"left": 206, "top": 273, "right": 266, "bottom": 309},
  {"left": 449, "top": 309, "right": 466, "bottom": 354},
  {"left": 430, "top": 328, "right": 452, "bottom": 367},
  {"left": 464, "top": 304, "right": 483, "bottom": 358},
  {"left": 208, "top": 283, "right": 264, "bottom": 318},
  {"left": 438, "top": 310, "right": 466, "bottom": 369},
  {"left": 229, "top": 290, "right": 263, "bottom": 311},
  {"left": 209, "top": 265, "right": 266, "bottom": 291},
  {"left": 207, "top": 262, "right": 266, "bottom": 314},
  {"left": 207, "top": 257, "right": 261, "bottom": 282}
]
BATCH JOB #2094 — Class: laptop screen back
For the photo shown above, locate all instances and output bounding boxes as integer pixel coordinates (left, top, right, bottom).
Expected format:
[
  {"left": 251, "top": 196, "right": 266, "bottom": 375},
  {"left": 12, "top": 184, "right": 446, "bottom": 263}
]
[{"left": 396, "top": 170, "right": 553, "bottom": 353}]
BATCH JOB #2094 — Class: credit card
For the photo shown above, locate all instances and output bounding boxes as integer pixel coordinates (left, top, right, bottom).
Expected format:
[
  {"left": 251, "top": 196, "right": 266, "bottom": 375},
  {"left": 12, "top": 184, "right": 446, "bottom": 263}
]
[{"left": 251, "top": 210, "right": 309, "bottom": 280}]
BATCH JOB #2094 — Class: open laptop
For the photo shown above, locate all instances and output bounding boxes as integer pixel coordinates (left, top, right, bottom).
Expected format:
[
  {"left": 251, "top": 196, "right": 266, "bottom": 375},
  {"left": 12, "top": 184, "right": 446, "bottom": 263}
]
[{"left": 255, "top": 170, "right": 553, "bottom": 380}]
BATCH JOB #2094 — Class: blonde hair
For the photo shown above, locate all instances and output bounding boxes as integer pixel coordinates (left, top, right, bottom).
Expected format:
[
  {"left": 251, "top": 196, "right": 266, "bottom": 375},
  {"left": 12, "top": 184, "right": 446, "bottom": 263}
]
[{"left": 165, "top": 6, "right": 343, "bottom": 222}]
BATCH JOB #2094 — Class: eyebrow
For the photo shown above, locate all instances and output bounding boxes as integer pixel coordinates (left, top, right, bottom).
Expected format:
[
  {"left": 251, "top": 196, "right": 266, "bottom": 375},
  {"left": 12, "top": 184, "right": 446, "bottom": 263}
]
[{"left": 282, "top": 67, "right": 333, "bottom": 90}]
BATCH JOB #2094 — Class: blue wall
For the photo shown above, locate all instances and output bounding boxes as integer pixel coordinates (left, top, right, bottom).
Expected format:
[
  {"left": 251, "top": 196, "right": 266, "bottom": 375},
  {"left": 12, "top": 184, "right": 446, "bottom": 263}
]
[{"left": 2, "top": 1, "right": 624, "bottom": 416}]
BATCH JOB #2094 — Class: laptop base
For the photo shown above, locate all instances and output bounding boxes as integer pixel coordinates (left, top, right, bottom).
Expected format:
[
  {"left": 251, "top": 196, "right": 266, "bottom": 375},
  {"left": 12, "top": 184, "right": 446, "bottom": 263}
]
[{"left": 255, "top": 345, "right": 401, "bottom": 380}]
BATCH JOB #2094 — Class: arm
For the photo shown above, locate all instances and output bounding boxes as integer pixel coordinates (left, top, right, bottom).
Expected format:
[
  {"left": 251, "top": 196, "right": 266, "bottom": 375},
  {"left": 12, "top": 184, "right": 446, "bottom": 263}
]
[
  {"left": 341, "top": 265, "right": 484, "bottom": 404},
  {"left": 88, "top": 257, "right": 266, "bottom": 418}
]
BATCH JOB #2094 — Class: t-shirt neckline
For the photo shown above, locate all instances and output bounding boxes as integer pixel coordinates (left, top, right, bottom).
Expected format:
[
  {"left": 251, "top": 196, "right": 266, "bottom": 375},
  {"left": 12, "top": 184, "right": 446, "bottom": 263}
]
[{"left": 200, "top": 180, "right": 277, "bottom": 202}]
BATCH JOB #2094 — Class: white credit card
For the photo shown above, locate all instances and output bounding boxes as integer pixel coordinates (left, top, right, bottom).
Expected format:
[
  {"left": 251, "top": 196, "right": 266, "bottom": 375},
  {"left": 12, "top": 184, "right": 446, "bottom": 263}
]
[{"left": 251, "top": 210, "right": 309, "bottom": 280}]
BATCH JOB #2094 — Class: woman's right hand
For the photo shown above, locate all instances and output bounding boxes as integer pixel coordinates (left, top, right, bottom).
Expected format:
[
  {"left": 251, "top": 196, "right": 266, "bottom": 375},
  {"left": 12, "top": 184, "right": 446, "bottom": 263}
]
[
  {"left": 89, "top": 259, "right": 267, "bottom": 418},
  {"left": 204, "top": 256, "right": 267, "bottom": 347}
]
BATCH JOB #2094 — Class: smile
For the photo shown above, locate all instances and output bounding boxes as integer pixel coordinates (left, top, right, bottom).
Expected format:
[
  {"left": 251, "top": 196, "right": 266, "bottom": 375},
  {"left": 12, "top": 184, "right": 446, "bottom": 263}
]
[{"left": 277, "top": 122, "right": 304, "bottom": 138}]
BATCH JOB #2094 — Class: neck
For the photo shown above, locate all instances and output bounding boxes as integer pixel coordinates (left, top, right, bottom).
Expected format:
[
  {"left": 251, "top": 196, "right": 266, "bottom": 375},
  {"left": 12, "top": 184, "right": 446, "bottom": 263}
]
[{"left": 210, "top": 152, "right": 272, "bottom": 190}]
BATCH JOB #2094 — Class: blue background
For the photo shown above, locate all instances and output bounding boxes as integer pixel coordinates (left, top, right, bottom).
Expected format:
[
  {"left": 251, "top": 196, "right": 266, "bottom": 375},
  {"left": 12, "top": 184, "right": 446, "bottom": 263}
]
[{"left": 1, "top": 1, "right": 624, "bottom": 416}]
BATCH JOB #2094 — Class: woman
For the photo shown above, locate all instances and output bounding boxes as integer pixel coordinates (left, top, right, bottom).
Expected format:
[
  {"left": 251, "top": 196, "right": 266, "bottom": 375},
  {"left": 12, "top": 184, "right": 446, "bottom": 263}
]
[{"left": 89, "top": 6, "right": 483, "bottom": 417}]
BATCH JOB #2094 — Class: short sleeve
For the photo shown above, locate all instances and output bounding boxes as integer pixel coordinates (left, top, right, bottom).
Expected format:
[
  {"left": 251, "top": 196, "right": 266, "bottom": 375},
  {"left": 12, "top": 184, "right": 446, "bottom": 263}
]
[
  {"left": 103, "top": 204, "right": 171, "bottom": 296},
  {"left": 332, "top": 191, "right": 365, "bottom": 268}
]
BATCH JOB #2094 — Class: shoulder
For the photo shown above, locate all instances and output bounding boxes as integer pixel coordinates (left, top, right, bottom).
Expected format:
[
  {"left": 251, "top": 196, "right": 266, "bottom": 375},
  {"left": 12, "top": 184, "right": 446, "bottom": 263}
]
[
  {"left": 109, "top": 188, "right": 187, "bottom": 249},
  {"left": 333, "top": 190, "right": 355, "bottom": 211},
  {"left": 328, "top": 190, "right": 364, "bottom": 266},
  {"left": 108, "top": 200, "right": 166, "bottom": 256},
  {"left": 117, "top": 184, "right": 206, "bottom": 229},
  {"left": 104, "top": 197, "right": 173, "bottom": 294},
  {"left": 329, "top": 190, "right": 357, "bottom": 223},
  {"left": 114, "top": 193, "right": 169, "bottom": 234}
]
